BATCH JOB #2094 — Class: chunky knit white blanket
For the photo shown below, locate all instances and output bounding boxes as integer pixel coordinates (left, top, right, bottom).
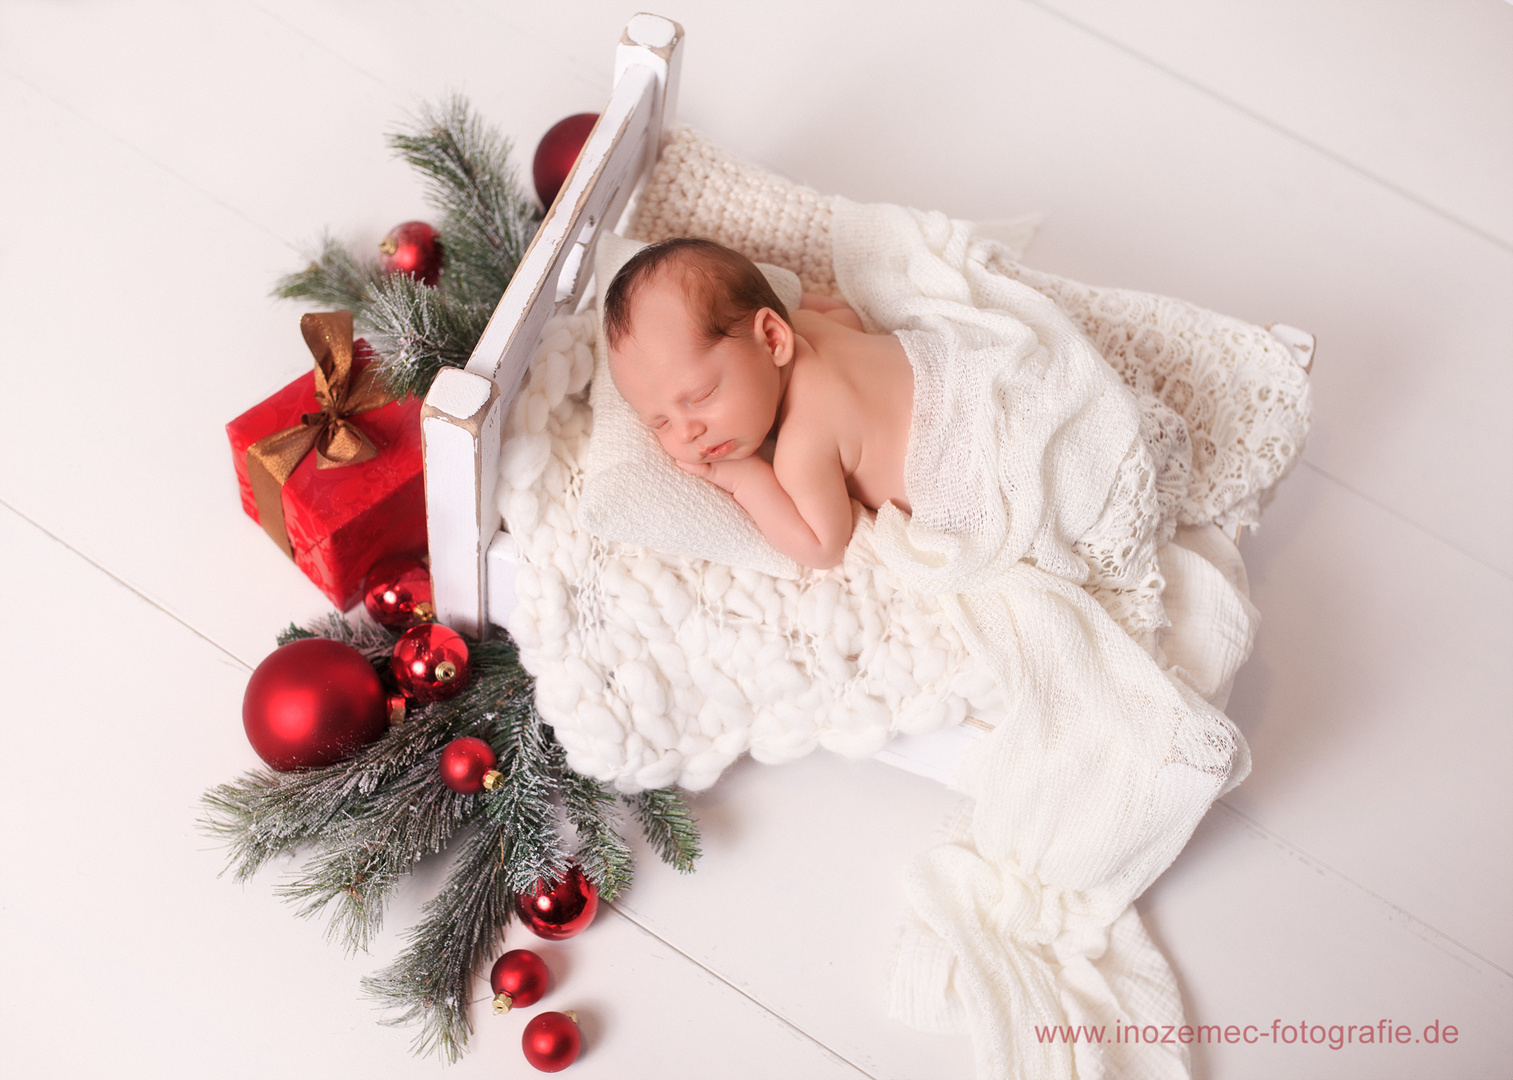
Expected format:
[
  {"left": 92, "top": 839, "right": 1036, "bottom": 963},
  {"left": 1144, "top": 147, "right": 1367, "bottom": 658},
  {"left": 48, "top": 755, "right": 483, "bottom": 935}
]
[
  {"left": 500, "top": 317, "right": 1005, "bottom": 790},
  {"left": 495, "top": 129, "right": 1311, "bottom": 1080}
]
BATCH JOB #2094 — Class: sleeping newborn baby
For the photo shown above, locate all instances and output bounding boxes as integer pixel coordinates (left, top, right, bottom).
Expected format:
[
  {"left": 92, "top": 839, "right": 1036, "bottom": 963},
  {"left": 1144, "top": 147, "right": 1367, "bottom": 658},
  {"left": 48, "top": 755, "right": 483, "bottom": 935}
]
[{"left": 604, "top": 237, "right": 911, "bottom": 570}]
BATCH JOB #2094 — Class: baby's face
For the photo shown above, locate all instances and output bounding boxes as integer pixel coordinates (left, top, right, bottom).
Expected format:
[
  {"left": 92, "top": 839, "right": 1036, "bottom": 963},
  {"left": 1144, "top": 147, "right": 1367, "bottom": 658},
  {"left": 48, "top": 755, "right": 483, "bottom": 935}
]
[{"left": 609, "top": 276, "right": 788, "bottom": 466}]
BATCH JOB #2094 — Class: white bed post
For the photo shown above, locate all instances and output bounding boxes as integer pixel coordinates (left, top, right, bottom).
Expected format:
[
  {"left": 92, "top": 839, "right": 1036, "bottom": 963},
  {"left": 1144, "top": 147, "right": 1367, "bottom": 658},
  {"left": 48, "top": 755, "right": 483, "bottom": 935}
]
[
  {"left": 617, "top": 13, "right": 684, "bottom": 165},
  {"left": 422, "top": 14, "right": 684, "bottom": 637},
  {"left": 420, "top": 370, "right": 501, "bottom": 639}
]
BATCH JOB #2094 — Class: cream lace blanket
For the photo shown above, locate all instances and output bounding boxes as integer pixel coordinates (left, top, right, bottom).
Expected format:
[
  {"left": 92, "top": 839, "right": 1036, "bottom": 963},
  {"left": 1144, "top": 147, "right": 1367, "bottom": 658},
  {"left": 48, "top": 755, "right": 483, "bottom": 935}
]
[{"left": 496, "top": 129, "right": 1311, "bottom": 1079}]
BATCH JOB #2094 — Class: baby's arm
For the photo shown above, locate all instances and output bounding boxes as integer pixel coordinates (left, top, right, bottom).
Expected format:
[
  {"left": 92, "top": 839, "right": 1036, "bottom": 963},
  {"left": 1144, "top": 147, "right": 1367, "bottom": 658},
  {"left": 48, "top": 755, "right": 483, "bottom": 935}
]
[
  {"left": 677, "top": 438, "right": 852, "bottom": 569},
  {"left": 799, "top": 292, "right": 863, "bottom": 331}
]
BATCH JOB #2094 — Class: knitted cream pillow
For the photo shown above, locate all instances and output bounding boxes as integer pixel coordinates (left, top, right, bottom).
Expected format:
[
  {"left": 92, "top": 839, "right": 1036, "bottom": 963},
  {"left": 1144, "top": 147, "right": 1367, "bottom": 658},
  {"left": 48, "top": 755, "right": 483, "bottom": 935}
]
[{"left": 576, "top": 231, "right": 805, "bottom": 578}]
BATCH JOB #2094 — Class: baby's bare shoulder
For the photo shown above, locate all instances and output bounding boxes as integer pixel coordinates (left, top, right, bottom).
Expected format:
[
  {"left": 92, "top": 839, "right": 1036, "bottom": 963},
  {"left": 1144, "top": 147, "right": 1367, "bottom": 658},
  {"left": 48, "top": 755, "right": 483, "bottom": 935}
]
[
  {"left": 779, "top": 364, "right": 849, "bottom": 443},
  {"left": 774, "top": 360, "right": 861, "bottom": 481}
]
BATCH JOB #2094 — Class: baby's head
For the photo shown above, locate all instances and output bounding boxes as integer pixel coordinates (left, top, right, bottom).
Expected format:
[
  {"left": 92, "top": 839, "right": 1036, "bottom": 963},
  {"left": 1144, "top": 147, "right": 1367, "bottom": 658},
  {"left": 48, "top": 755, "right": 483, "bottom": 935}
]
[{"left": 604, "top": 238, "right": 794, "bottom": 466}]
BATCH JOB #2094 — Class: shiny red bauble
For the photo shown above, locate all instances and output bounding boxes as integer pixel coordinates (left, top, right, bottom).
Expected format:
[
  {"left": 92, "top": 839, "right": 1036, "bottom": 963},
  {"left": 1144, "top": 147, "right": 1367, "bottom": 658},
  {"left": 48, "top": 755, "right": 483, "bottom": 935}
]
[
  {"left": 362, "top": 554, "right": 434, "bottom": 630},
  {"left": 521, "top": 1010, "right": 582, "bottom": 1072},
  {"left": 242, "top": 638, "right": 388, "bottom": 771},
  {"left": 516, "top": 865, "right": 598, "bottom": 940},
  {"left": 490, "top": 948, "right": 550, "bottom": 1014},
  {"left": 532, "top": 113, "right": 598, "bottom": 210},
  {"left": 439, "top": 736, "right": 500, "bottom": 794},
  {"left": 391, "top": 622, "right": 470, "bottom": 702},
  {"left": 378, "top": 220, "right": 443, "bottom": 286}
]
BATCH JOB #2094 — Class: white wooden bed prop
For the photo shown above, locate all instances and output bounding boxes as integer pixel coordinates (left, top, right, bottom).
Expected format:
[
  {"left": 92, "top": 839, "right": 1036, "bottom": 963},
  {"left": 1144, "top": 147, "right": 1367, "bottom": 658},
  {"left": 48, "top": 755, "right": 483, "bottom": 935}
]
[{"left": 421, "top": 13, "right": 684, "bottom": 639}]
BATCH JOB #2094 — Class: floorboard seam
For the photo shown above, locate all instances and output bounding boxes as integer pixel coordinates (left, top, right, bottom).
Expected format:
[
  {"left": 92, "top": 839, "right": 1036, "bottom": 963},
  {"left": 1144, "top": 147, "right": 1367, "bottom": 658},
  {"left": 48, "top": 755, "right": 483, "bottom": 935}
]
[
  {"left": 1213, "top": 799, "right": 1513, "bottom": 985},
  {"left": 243, "top": 1, "right": 394, "bottom": 92},
  {"left": 1296, "top": 458, "right": 1511, "bottom": 581},
  {"left": 1022, "top": 0, "right": 1513, "bottom": 256},
  {"left": 0, "top": 67, "right": 291, "bottom": 250},
  {"left": 0, "top": 495, "right": 252, "bottom": 671},
  {"left": 604, "top": 902, "right": 883, "bottom": 1079}
]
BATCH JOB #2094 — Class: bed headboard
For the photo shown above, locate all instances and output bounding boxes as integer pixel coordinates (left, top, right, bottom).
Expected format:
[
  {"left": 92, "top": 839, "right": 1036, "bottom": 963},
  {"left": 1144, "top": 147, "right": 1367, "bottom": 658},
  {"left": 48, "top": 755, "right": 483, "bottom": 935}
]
[{"left": 420, "top": 14, "right": 684, "bottom": 637}]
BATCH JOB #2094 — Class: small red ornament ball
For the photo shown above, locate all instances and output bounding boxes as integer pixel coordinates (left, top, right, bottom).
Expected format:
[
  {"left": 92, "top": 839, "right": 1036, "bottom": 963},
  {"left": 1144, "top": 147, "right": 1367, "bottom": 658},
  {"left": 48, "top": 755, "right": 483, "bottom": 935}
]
[
  {"left": 491, "top": 949, "right": 550, "bottom": 1014},
  {"left": 521, "top": 1010, "right": 582, "bottom": 1073},
  {"left": 242, "top": 638, "right": 388, "bottom": 771},
  {"left": 362, "top": 554, "right": 434, "bottom": 630},
  {"left": 532, "top": 113, "right": 598, "bottom": 209},
  {"left": 379, "top": 221, "right": 443, "bottom": 286},
  {"left": 516, "top": 865, "right": 598, "bottom": 940},
  {"left": 439, "top": 736, "right": 500, "bottom": 794},
  {"left": 391, "top": 623, "right": 470, "bottom": 702}
]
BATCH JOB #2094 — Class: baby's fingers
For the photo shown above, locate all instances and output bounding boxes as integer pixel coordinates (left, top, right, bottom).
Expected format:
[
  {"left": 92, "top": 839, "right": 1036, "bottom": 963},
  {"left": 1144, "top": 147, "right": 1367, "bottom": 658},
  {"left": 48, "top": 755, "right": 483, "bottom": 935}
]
[{"left": 675, "top": 460, "right": 710, "bottom": 476}]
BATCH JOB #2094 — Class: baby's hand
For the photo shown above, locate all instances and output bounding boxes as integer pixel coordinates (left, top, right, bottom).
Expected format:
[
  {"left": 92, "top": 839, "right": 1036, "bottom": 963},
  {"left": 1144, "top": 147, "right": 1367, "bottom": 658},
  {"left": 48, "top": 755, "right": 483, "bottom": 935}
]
[{"left": 675, "top": 455, "right": 762, "bottom": 495}]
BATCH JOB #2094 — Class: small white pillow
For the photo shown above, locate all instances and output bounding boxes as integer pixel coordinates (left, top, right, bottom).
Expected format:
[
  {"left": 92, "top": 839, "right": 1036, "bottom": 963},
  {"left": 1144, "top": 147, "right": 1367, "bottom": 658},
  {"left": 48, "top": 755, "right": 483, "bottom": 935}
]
[{"left": 577, "top": 232, "right": 805, "bottom": 578}]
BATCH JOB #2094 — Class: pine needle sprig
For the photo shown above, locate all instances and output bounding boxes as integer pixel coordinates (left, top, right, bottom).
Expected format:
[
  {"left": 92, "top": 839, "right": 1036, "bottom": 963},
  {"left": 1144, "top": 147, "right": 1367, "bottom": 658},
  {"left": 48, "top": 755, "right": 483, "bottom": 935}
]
[
  {"left": 361, "top": 272, "right": 493, "bottom": 400},
  {"left": 271, "top": 232, "right": 385, "bottom": 311},
  {"left": 361, "top": 812, "right": 519, "bottom": 1062},
  {"left": 488, "top": 705, "right": 571, "bottom": 895},
  {"left": 387, "top": 95, "right": 540, "bottom": 311},
  {"left": 560, "top": 770, "right": 635, "bottom": 901},
  {"left": 277, "top": 614, "right": 397, "bottom": 664},
  {"left": 201, "top": 694, "right": 472, "bottom": 883},
  {"left": 363, "top": 703, "right": 568, "bottom": 1061},
  {"left": 632, "top": 788, "right": 703, "bottom": 873},
  {"left": 274, "top": 764, "right": 479, "bottom": 954}
]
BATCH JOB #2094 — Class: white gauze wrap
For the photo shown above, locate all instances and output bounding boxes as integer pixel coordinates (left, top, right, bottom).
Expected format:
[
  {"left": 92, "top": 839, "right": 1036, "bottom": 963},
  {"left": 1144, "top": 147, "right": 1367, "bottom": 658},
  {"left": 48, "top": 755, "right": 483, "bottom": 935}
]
[{"left": 834, "top": 198, "right": 1251, "bottom": 1080}]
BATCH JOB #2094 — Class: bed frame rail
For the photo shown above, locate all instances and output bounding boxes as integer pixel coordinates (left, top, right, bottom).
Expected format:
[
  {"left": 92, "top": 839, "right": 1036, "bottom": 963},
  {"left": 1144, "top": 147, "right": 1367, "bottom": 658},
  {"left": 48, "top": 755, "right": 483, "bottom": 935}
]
[{"left": 422, "top": 14, "right": 683, "bottom": 637}]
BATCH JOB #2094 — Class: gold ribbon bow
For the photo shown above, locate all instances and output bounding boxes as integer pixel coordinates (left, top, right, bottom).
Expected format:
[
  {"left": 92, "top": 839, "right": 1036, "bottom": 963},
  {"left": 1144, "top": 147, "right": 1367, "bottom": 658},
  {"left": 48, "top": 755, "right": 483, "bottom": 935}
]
[{"left": 246, "top": 310, "right": 393, "bottom": 557}]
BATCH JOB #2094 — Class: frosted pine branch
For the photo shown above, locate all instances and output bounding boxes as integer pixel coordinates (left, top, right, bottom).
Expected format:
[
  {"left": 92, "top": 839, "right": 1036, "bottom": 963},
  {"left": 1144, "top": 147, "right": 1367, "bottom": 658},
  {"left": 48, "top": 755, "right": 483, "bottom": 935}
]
[
  {"left": 271, "top": 232, "right": 384, "bottom": 311},
  {"left": 633, "top": 788, "right": 703, "bottom": 873},
  {"left": 387, "top": 95, "right": 539, "bottom": 310},
  {"left": 361, "top": 272, "right": 491, "bottom": 400}
]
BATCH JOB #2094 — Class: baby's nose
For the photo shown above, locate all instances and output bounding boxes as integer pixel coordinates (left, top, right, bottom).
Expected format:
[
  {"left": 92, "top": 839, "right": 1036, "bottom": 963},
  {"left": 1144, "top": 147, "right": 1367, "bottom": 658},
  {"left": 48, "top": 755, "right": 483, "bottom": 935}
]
[{"left": 682, "top": 418, "right": 706, "bottom": 441}]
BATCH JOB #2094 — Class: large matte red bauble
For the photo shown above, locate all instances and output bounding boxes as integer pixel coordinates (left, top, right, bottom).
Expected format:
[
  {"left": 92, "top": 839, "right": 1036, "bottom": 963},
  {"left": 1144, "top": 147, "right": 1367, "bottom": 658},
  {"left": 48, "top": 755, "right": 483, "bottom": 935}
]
[
  {"left": 532, "top": 113, "right": 598, "bottom": 210},
  {"left": 391, "top": 623, "right": 470, "bottom": 702},
  {"left": 491, "top": 949, "right": 550, "bottom": 1014},
  {"left": 439, "top": 736, "right": 500, "bottom": 794},
  {"left": 516, "top": 865, "right": 598, "bottom": 940},
  {"left": 362, "top": 554, "right": 433, "bottom": 630},
  {"left": 242, "top": 638, "right": 388, "bottom": 771},
  {"left": 379, "top": 221, "right": 443, "bottom": 286},
  {"left": 521, "top": 1011, "right": 582, "bottom": 1072}
]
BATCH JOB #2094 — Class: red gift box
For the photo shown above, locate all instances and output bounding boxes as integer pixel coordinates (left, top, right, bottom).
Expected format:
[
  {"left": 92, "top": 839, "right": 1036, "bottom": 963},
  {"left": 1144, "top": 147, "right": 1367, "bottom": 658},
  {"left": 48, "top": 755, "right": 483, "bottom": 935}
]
[{"left": 227, "top": 317, "right": 426, "bottom": 610}]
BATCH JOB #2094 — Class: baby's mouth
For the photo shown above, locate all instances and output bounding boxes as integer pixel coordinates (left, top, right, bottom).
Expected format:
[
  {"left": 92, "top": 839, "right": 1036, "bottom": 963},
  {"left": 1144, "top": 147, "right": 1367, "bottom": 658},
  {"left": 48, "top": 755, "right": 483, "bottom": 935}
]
[{"left": 701, "top": 440, "right": 735, "bottom": 461}]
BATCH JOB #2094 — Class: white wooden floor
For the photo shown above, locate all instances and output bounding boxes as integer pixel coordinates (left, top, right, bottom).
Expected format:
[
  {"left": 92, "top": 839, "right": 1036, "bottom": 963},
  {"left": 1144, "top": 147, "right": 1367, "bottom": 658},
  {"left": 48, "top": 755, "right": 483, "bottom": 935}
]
[{"left": 2, "top": 3, "right": 1509, "bottom": 1078}]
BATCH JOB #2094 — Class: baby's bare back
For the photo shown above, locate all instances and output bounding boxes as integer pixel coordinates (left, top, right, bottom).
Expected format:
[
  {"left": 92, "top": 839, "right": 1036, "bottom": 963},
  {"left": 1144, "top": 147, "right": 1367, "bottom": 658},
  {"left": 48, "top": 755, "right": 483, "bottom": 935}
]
[{"left": 782, "top": 311, "right": 914, "bottom": 515}]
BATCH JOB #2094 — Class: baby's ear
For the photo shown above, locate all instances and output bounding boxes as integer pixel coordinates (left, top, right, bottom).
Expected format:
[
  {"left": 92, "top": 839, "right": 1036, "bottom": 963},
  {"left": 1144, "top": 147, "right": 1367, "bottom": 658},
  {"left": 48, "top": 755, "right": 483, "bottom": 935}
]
[{"left": 757, "top": 307, "right": 795, "bottom": 367}]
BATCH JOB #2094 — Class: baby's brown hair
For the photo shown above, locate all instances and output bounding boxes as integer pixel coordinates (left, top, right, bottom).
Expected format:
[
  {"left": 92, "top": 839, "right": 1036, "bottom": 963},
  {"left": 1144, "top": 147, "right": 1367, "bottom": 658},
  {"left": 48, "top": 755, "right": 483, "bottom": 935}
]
[{"left": 603, "top": 237, "right": 791, "bottom": 351}]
